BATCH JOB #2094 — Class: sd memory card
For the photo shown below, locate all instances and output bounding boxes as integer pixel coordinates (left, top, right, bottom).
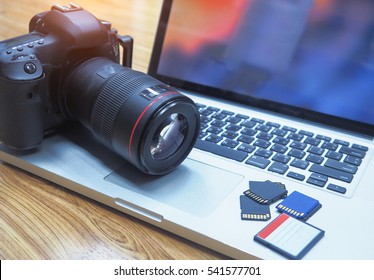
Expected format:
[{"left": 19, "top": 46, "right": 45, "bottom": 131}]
[
  {"left": 276, "top": 191, "right": 322, "bottom": 220},
  {"left": 244, "top": 180, "right": 288, "bottom": 205},
  {"left": 240, "top": 195, "right": 271, "bottom": 221}
]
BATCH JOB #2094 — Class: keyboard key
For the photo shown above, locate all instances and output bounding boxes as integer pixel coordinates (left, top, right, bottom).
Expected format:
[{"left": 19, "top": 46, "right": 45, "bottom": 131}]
[
  {"left": 268, "top": 162, "right": 289, "bottom": 175},
  {"left": 271, "top": 128, "right": 287, "bottom": 137},
  {"left": 273, "top": 137, "right": 290, "bottom": 145},
  {"left": 351, "top": 144, "right": 368, "bottom": 151},
  {"left": 257, "top": 132, "right": 273, "bottom": 141},
  {"left": 290, "top": 141, "right": 307, "bottom": 150},
  {"left": 287, "top": 171, "right": 305, "bottom": 181},
  {"left": 241, "top": 128, "right": 257, "bottom": 136},
  {"left": 236, "top": 114, "right": 249, "bottom": 119},
  {"left": 226, "top": 124, "right": 241, "bottom": 131},
  {"left": 270, "top": 144, "right": 288, "bottom": 154},
  {"left": 207, "top": 106, "right": 220, "bottom": 112},
  {"left": 241, "top": 120, "right": 257, "bottom": 128},
  {"left": 334, "top": 139, "right": 349, "bottom": 146},
  {"left": 290, "top": 158, "right": 309, "bottom": 169},
  {"left": 299, "top": 130, "right": 314, "bottom": 137},
  {"left": 245, "top": 155, "right": 271, "bottom": 169},
  {"left": 307, "top": 146, "right": 325, "bottom": 155},
  {"left": 238, "top": 143, "right": 256, "bottom": 153},
  {"left": 221, "top": 110, "right": 234, "bottom": 115},
  {"left": 316, "top": 134, "right": 331, "bottom": 142},
  {"left": 200, "top": 109, "right": 215, "bottom": 116},
  {"left": 282, "top": 126, "right": 297, "bottom": 132},
  {"left": 195, "top": 139, "right": 248, "bottom": 162},
  {"left": 221, "top": 139, "right": 239, "bottom": 148},
  {"left": 324, "top": 158, "right": 358, "bottom": 174},
  {"left": 307, "top": 172, "right": 328, "bottom": 187},
  {"left": 253, "top": 139, "right": 271, "bottom": 149},
  {"left": 306, "top": 153, "right": 324, "bottom": 164},
  {"left": 251, "top": 118, "right": 265, "bottom": 124},
  {"left": 256, "top": 124, "right": 272, "bottom": 132},
  {"left": 344, "top": 156, "right": 362, "bottom": 166},
  {"left": 211, "top": 119, "right": 226, "bottom": 127},
  {"left": 206, "top": 126, "right": 223, "bottom": 134},
  {"left": 238, "top": 135, "right": 255, "bottom": 144},
  {"left": 205, "top": 134, "right": 223, "bottom": 143},
  {"left": 327, "top": 183, "right": 347, "bottom": 194},
  {"left": 339, "top": 146, "right": 366, "bottom": 158},
  {"left": 255, "top": 148, "right": 273, "bottom": 158},
  {"left": 307, "top": 177, "right": 326, "bottom": 188},
  {"left": 309, "top": 172, "right": 328, "bottom": 183},
  {"left": 288, "top": 133, "right": 304, "bottom": 141},
  {"left": 288, "top": 148, "right": 306, "bottom": 159},
  {"left": 322, "top": 142, "right": 338, "bottom": 151},
  {"left": 273, "top": 153, "right": 291, "bottom": 164},
  {"left": 200, "top": 115, "right": 211, "bottom": 124},
  {"left": 212, "top": 112, "right": 227, "bottom": 120},
  {"left": 309, "top": 164, "right": 353, "bottom": 183},
  {"left": 222, "top": 130, "right": 238, "bottom": 139},
  {"left": 266, "top": 121, "right": 281, "bottom": 128},
  {"left": 227, "top": 116, "right": 241, "bottom": 124},
  {"left": 304, "top": 137, "right": 321, "bottom": 146},
  {"left": 325, "top": 150, "right": 343, "bottom": 161}
]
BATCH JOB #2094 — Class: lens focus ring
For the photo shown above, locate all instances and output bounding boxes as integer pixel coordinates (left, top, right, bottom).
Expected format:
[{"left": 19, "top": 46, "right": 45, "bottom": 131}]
[{"left": 90, "top": 68, "right": 159, "bottom": 145}]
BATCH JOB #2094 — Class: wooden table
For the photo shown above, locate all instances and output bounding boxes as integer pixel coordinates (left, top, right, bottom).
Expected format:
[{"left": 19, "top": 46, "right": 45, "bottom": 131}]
[{"left": 0, "top": 0, "right": 226, "bottom": 260}]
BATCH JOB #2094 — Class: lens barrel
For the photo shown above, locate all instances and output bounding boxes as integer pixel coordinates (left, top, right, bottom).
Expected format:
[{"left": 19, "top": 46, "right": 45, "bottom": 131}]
[{"left": 62, "top": 57, "right": 200, "bottom": 175}]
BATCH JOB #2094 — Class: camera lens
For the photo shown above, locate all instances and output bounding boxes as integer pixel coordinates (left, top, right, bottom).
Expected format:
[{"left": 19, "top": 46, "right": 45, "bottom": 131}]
[
  {"left": 61, "top": 57, "right": 200, "bottom": 175},
  {"left": 150, "top": 113, "right": 188, "bottom": 160}
]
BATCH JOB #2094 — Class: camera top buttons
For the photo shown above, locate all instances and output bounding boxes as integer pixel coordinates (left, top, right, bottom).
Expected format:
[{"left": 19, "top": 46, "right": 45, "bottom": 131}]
[{"left": 3, "top": 39, "right": 44, "bottom": 56}]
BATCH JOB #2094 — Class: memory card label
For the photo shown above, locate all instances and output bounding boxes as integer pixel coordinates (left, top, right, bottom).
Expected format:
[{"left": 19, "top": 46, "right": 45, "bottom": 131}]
[{"left": 254, "top": 213, "right": 324, "bottom": 259}]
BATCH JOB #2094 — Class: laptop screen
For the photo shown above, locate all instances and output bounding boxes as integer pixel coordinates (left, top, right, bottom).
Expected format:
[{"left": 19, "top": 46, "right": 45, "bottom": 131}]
[{"left": 148, "top": 0, "right": 374, "bottom": 136}]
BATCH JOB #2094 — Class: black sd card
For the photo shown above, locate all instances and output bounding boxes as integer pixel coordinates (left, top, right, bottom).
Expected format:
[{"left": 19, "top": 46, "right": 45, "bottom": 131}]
[
  {"left": 244, "top": 180, "right": 288, "bottom": 205},
  {"left": 240, "top": 195, "right": 271, "bottom": 221}
]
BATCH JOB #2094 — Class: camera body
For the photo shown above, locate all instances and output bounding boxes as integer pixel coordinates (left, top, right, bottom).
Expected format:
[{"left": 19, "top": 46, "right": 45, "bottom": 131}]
[
  {"left": 0, "top": 4, "right": 132, "bottom": 149},
  {"left": 0, "top": 4, "right": 200, "bottom": 175}
]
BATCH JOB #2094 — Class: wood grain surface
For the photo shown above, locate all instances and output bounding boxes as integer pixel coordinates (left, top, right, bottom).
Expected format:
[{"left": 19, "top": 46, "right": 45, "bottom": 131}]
[{"left": 0, "top": 0, "right": 227, "bottom": 260}]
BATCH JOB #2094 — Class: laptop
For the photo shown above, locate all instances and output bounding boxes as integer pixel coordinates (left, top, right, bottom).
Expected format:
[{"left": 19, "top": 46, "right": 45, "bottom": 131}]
[{"left": 1, "top": 0, "right": 374, "bottom": 259}]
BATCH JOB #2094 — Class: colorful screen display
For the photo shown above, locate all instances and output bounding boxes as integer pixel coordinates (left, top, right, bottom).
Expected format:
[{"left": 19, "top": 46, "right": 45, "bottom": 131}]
[{"left": 157, "top": 0, "right": 374, "bottom": 127}]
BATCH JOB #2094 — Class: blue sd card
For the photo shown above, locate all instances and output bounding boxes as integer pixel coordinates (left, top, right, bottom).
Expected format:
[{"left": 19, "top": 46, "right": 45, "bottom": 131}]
[
  {"left": 240, "top": 195, "right": 271, "bottom": 221},
  {"left": 276, "top": 191, "right": 322, "bottom": 220}
]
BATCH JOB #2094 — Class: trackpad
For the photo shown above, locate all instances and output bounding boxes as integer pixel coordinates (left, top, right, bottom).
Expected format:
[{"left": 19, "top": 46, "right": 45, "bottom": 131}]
[{"left": 105, "top": 158, "right": 244, "bottom": 217}]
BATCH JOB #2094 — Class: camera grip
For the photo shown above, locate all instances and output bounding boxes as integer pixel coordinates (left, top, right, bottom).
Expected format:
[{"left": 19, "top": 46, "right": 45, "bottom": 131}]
[{"left": 0, "top": 77, "right": 44, "bottom": 150}]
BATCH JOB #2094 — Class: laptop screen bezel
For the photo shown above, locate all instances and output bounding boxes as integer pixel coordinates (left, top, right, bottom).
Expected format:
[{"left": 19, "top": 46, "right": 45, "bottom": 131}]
[{"left": 148, "top": 0, "right": 374, "bottom": 137}]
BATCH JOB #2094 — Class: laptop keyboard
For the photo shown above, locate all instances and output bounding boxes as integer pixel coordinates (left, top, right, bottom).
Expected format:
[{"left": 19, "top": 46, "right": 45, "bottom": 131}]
[{"left": 195, "top": 103, "right": 369, "bottom": 196}]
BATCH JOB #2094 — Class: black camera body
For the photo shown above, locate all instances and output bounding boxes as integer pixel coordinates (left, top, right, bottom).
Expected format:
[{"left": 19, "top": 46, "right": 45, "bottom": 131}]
[{"left": 0, "top": 4, "right": 200, "bottom": 175}]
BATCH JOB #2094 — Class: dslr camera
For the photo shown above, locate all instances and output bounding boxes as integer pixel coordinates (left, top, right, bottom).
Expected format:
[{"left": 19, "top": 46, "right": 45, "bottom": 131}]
[{"left": 0, "top": 4, "right": 200, "bottom": 175}]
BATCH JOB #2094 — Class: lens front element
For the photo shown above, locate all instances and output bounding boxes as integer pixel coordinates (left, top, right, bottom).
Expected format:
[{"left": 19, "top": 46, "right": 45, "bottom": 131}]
[{"left": 150, "top": 113, "right": 188, "bottom": 160}]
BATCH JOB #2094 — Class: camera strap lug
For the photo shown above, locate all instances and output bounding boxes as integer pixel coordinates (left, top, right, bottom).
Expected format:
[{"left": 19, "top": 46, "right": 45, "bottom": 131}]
[{"left": 117, "top": 35, "right": 133, "bottom": 68}]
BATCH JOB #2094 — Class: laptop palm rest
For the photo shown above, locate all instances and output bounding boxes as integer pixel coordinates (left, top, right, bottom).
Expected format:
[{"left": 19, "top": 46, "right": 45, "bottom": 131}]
[
  {"left": 105, "top": 158, "right": 244, "bottom": 217},
  {"left": 0, "top": 123, "right": 244, "bottom": 219}
]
